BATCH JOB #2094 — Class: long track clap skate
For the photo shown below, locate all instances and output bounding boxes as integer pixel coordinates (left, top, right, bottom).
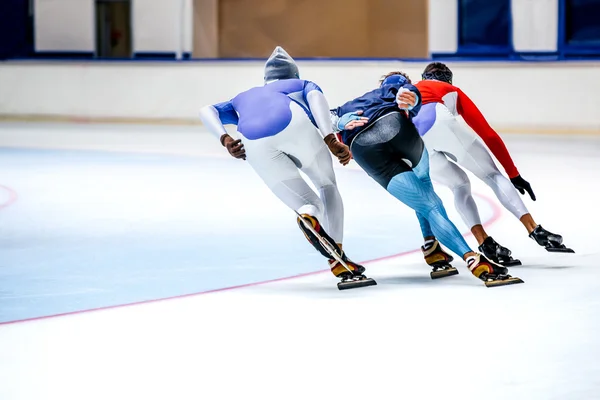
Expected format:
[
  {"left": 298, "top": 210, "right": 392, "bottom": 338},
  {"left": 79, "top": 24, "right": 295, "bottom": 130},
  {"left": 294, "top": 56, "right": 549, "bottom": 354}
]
[
  {"left": 468, "top": 254, "right": 524, "bottom": 288},
  {"left": 422, "top": 240, "right": 458, "bottom": 279},
  {"left": 478, "top": 236, "right": 522, "bottom": 267},
  {"left": 529, "top": 225, "right": 574, "bottom": 253},
  {"left": 295, "top": 211, "right": 377, "bottom": 290}
]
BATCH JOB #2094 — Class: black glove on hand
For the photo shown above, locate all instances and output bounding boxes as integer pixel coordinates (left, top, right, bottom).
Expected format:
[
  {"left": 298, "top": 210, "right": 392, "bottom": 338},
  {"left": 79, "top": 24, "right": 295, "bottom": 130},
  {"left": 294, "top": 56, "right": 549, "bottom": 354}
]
[{"left": 510, "top": 175, "right": 536, "bottom": 201}]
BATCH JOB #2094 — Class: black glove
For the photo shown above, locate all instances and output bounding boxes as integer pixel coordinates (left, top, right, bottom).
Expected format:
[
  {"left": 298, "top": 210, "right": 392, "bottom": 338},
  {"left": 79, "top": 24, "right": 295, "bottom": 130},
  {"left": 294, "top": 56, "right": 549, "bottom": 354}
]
[{"left": 510, "top": 175, "right": 536, "bottom": 201}]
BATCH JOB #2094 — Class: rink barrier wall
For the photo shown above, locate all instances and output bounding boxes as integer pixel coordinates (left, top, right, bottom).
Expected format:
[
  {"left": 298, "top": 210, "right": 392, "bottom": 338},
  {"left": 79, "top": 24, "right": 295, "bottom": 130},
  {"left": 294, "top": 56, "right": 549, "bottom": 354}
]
[
  {"left": 1, "top": 60, "right": 600, "bottom": 134},
  {"left": 33, "top": 0, "right": 193, "bottom": 54}
]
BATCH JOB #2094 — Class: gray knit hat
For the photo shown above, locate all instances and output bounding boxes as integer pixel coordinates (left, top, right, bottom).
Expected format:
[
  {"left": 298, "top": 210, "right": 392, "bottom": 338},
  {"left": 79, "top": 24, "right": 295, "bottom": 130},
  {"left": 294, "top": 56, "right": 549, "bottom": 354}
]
[{"left": 264, "top": 46, "right": 299, "bottom": 83}]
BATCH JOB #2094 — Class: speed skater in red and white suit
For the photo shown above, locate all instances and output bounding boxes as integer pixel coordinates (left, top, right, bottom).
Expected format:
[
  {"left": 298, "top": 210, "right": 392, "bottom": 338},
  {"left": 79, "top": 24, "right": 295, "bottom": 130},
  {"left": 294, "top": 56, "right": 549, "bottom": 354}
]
[{"left": 406, "top": 62, "right": 574, "bottom": 265}]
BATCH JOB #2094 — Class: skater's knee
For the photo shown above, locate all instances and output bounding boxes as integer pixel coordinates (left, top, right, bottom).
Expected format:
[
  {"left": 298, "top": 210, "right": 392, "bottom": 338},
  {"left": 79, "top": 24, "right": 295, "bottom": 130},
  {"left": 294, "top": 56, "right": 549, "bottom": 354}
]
[
  {"left": 298, "top": 203, "right": 324, "bottom": 220},
  {"left": 451, "top": 181, "right": 472, "bottom": 199},
  {"left": 420, "top": 202, "right": 445, "bottom": 220},
  {"left": 483, "top": 171, "right": 506, "bottom": 186},
  {"left": 429, "top": 191, "right": 447, "bottom": 211},
  {"left": 317, "top": 182, "right": 342, "bottom": 204},
  {"left": 318, "top": 181, "right": 338, "bottom": 193},
  {"left": 453, "top": 181, "right": 471, "bottom": 192}
]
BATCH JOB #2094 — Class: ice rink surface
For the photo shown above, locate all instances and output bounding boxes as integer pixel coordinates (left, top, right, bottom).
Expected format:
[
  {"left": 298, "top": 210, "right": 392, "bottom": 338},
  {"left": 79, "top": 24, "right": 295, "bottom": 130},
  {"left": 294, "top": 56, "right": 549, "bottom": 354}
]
[{"left": 0, "top": 122, "right": 599, "bottom": 400}]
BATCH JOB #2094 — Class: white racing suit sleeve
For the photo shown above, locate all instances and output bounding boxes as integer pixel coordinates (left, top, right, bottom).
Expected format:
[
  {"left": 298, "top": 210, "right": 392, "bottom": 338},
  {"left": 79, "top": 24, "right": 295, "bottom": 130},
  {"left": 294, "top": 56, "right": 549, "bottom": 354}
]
[
  {"left": 306, "top": 90, "right": 335, "bottom": 139},
  {"left": 199, "top": 105, "right": 228, "bottom": 140}
]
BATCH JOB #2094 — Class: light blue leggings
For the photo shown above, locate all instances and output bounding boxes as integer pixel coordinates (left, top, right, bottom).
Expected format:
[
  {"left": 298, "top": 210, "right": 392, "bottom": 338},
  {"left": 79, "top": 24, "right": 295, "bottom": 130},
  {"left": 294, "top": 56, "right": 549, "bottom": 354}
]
[{"left": 386, "top": 148, "right": 472, "bottom": 258}]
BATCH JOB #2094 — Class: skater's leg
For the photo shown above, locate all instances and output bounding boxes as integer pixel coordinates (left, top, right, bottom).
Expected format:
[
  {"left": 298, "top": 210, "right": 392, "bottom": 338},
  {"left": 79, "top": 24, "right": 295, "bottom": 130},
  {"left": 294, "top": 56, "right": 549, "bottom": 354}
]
[
  {"left": 350, "top": 112, "right": 523, "bottom": 286},
  {"left": 386, "top": 170, "right": 473, "bottom": 259},
  {"left": 394, "top": 167, "right": 523, "bottom": 282},
  {"left": 411, "top": 148, "right": 435, "bottom": 241},
  {"left": 519, "top": 214, "right": 538, "bottom": 234},
  {"left": 420, "top": 110, "right": 492, "bottom": 244},
  {"left": 412, "top": 147, "right": 452, "bottom": 223},
  {"left": 263, "top": 103, "right": 370, "bottom": 278},
  {"left": 415, "top": 212, "right": 435, "bottom": 240},
  {"left": 354, "top": 112, "right": 438, "bottom": 241},
  {"left": 244, "top": 143, "right": 325, "bottom": 220},
  {"left": 445, "top": 119, "right": 532, "bottom": 233},
  {"left": 297, "top": 143, "right": 344, "bottom": 245},
  {"left": 450, "top": 130, "right": 572, "bottom": 252},
  {"left": 294, "top": 139, "right": 368, "bottom": 277},
  {"left": 427, "top": 149, "right": 490, "bottom": 244},
  {"left": 242, "top": 125, "right": 332, "bottom": 250},
  {"left": 411, "top": 147, "right": 457, "bottom": 269},
  {"left": 275, "top": 103, "right": 345, "bottom": 243},
  {"left": 245, "top": 143, "right": 364, "bottom": 275},
  {"left": 428, "top": 148, "right": 522, "bottom": 264},
  {"left": 424, "top": 126, "right": 522, "bottom": 263},
  {"left": 350, "top": 112, "right": 471, "bottom": 259}
]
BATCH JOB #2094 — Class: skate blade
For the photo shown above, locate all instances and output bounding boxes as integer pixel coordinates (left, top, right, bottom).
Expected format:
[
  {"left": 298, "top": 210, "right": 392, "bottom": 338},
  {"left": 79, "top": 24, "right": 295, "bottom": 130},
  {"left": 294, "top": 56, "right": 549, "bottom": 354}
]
[
  {"left": 484, "top": 276, "right": 524, "bottom": 288},
  {"left": 499, "top": 259, "right": 522, "bottom": 267},
  {"left": 546, "top": 246, "right": 575, "bottom": 253},
  {"left": 430, "top": 267, "right": 458, "bottom": 279},
  {"left": 337, "top": 278, "right": 377, "bottom": 290}
]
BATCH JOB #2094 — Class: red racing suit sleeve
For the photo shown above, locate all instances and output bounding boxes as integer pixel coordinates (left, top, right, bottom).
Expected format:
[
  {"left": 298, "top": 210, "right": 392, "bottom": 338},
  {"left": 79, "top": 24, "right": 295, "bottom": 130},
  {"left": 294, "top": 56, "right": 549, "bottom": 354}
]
[{"left": 455, "top": 87, "right": 519, "bottom": 178}]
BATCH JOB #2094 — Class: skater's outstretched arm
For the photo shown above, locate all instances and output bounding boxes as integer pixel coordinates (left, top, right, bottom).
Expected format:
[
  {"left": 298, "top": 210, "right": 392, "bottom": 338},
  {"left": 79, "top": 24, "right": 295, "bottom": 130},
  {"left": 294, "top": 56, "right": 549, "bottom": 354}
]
[
  {"left": 303, "top": 82, "right": 337, "bottom": 138},
  {"left": 199, "top": 101, "right": 245, "bottom": 160},
  {"left": 303, "top": 82, "right": 352, "bottom": 165},
  {"left": 199, "top": 101, "right": 238, "bottom": 137},
  {"left": 455, "top": 88, "right": 519, "bottom": 179}
]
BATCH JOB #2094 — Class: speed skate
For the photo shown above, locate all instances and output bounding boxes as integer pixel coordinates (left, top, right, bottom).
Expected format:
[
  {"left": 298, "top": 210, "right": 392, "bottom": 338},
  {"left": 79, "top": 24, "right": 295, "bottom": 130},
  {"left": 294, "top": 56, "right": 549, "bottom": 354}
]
[
  {"left": 529, "top": 225, "right": 575, "bottom": 253},
  {"left": 295, "top": 212, "right": 377, "bottom": 290},
  {"left": 421, "top": 240, "right": 459, "bottom": 279}
]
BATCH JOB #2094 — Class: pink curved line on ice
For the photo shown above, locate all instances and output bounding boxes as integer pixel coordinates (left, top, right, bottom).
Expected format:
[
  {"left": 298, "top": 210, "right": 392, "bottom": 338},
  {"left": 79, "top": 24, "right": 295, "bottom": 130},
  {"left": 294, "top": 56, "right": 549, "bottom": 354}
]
[{"left": 0, "top": 184, "right": 18, "bottom": 210}]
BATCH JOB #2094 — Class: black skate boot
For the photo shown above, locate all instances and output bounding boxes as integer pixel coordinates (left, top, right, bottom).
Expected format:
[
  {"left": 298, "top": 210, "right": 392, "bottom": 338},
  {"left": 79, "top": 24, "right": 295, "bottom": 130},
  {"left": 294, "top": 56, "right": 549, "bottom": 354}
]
[
  {"left": 467, "top": 254, "right": 524, "bottom": 288},
  {"left": 296, "top": 212, "right": 377, "bottom": 290},
  {"left": 421, "top": 239, "right": 458, "bottom": 279},
  {"left": 478, "top": 236, "right": 522, "bottom": 267},
  {"left": 529, "top": 225, "right": 574, "bottom": 253}
]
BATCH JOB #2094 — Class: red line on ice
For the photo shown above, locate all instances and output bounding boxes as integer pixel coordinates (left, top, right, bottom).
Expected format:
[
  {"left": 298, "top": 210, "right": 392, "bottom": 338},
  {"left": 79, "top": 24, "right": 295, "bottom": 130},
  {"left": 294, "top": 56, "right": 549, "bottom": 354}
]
[{"left": 0, "top": 184, "right": 18, "bottom": 210}]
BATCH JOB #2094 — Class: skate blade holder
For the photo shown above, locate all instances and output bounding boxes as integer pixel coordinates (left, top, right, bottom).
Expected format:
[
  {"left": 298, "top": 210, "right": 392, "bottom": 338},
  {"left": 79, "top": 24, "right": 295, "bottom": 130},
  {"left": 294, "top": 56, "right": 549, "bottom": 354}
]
[
  {"left": 338, "top": 276, "right": 377, "bottom": 290},
  {"left": 546, "top": 245, "right": 575, "bottom": 253},
  {"left": 430, "top": 265, "right": 458, "bottom": 280},
  {"left": 484, "top": 276, "right": 524, "bottom": 288},
  {"left": 499, "top": 259, "right": 522, "bottom": 267}
]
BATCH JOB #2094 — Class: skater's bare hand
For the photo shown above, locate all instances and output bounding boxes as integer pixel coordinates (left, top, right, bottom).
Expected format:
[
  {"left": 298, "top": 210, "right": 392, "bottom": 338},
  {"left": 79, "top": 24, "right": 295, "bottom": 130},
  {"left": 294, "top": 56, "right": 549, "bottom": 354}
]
[
  {"left": 397, "top": 90, "right": 417, "bottom": 110},
  {"left": 324, "top": 134, "right": 352, "bottom": 166},
  {"left": 343, "top": 110, "right": 369, "bottom": 130},
  {"left": 510, "top": 175, "right": 536, "bottom": 201},
  {"left": 221, "top": 134, "right": 246, "bottom": 160}
]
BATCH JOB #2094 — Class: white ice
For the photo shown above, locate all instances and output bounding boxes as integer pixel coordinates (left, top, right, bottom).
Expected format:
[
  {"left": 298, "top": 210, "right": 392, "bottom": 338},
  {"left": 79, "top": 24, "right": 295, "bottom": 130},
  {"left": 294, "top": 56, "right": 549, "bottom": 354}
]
[{"left": 0, "top": 123, "right": 599, "bottom": 400}]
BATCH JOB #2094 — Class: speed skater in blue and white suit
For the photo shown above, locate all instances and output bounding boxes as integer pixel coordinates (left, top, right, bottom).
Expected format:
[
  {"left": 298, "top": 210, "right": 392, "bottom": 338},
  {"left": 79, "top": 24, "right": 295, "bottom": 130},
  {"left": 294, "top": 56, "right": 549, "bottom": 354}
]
[{"left": 199, "top": 46, "right": 374, "bottom": 288}]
